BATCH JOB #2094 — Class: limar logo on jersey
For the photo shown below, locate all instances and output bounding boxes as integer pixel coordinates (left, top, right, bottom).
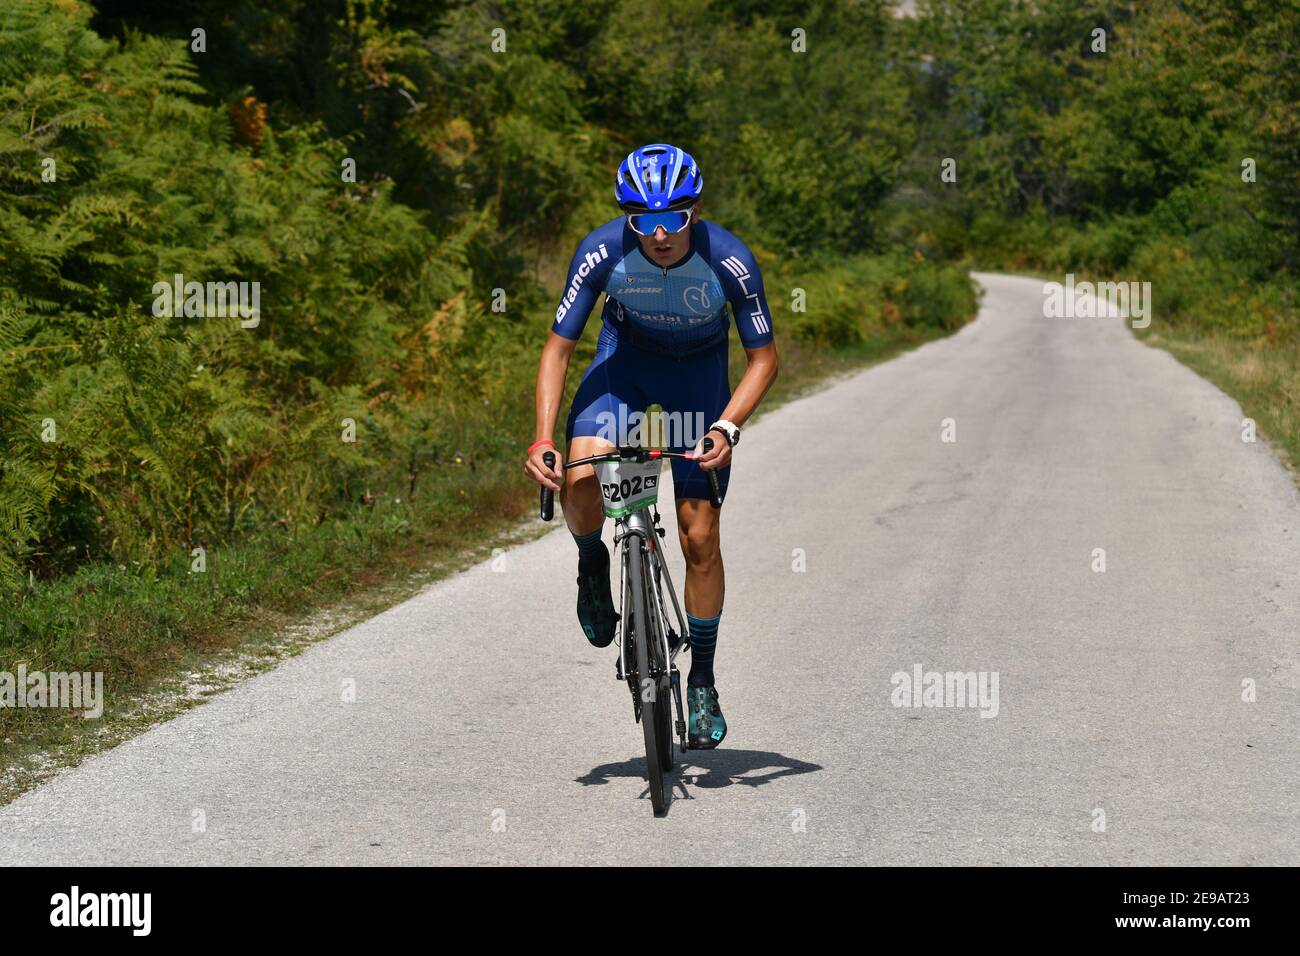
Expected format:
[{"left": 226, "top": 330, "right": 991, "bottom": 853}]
[{"left": 623, "top": 275, "right": 663, "bottom": 294}]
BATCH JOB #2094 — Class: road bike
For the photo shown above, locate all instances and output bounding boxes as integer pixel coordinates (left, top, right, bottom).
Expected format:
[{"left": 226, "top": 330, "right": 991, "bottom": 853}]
[{"left": 540, "top": 439, "right": 722, "bottom": 816}]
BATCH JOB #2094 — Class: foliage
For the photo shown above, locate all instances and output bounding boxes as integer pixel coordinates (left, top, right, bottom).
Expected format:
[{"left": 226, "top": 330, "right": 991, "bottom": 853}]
[{"left": 7, "top": 0, "right": 1294, "bottom": 602}]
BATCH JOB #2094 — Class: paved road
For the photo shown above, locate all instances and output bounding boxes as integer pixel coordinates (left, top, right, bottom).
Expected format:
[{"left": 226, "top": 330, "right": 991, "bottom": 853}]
[{"left": 2, "top": 273, "right": 1297, "bottom": 865}]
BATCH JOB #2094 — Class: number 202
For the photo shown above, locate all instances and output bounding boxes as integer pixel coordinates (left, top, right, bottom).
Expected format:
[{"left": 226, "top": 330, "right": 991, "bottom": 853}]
[{"left": 603, "top": 476, "right": 643, "bottom": 502}]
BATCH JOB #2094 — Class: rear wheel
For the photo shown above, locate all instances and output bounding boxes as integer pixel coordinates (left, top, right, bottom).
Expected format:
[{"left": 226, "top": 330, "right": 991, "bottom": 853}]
[{"left": 628, "top": 540, "right": 667, "bottom": 815}]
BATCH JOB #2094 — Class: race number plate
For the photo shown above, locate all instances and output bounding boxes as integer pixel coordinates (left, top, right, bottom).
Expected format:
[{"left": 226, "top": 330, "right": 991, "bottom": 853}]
[{"left": 595, "top": 457, "right": 662, "bottom": 519}]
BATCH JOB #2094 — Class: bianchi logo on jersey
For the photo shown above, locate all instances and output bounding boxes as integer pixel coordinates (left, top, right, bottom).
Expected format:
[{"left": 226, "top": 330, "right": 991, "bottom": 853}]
[{"left": 554, "top": 242, "right": 609, "bottom": 324}]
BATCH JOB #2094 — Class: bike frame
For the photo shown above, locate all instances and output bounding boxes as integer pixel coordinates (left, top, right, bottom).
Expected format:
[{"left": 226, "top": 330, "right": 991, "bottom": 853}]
[{"left": 613, "top": 507, "right": 690, "bottom": 726}]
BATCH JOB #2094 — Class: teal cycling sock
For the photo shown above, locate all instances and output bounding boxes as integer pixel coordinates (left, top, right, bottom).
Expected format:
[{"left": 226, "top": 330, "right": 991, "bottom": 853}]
[
  {"left": 686, "top": 612, "right": 720, "bottom": 687},
  {"left": 572, "top": 527, "right": 606, "bottom": 573}
]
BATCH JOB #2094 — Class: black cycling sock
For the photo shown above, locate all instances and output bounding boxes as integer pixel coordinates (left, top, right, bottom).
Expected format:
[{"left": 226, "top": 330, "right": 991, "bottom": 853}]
[
  {"left": 686, "top": 612, "right": 720, "bottom": 687},
  {"left": 572, "top": 528, "right": 607, "bottom": 574}
]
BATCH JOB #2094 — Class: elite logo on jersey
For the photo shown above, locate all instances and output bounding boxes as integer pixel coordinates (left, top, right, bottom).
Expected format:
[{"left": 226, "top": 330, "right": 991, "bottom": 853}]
[{"left": 720, "top": 255, "right": 769, "bottom": 336}]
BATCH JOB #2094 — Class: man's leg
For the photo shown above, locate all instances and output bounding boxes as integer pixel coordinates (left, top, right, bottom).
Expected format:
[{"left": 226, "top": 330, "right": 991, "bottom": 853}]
[
  {"left": 561, "top": 435, "right": 611, "bottom": 539},
  {"left": 563, "top": 435, "right": 619, "bottom": 646},
  {"left": 676, "top": 496, "right": 724, "bottom": 620},
  {"left": 665, "top": 343, "right": 732, "bottom": 746},
  {"left": 677, "top": 496, "right": 728, "bottom": 748},
  {"left": 562, "top": 340, "right": 638, "bottom": 647}
]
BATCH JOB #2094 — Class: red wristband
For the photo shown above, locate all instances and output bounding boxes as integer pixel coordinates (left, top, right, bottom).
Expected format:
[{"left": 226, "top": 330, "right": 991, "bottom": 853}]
[{"left": 527, "top": 438, "right": 556, "bottom": 455}]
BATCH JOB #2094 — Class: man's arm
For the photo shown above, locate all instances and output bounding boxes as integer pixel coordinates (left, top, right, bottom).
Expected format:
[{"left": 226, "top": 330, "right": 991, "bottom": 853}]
[
  {"left": 718, "top": 342, "right": 779, "bottom": 430},
  {"left": 525, "top": 331, "right": 579, "bottom": 491},
  {"left": 525, "top": 225, "right": 618, "bottom": 490},
  {"left": 712, "top": 229, "right": 774, "bottom": 351},
  {"left": 534, "top": 330, "right": 579, "bottom": 443},
  {"left": 695, "top": 342, "right": 778, "bottom": 472},
  {"left": 696, "top": 227, "right": 778, "bottom": 469},
  {"left": 551, "top": 225, "right": 617, "bottom": 340}
]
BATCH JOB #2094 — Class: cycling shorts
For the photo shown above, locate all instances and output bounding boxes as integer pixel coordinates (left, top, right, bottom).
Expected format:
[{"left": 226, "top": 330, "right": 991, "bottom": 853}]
[{"left": 565, "top": 325, "right": 731, "bottom": 503}]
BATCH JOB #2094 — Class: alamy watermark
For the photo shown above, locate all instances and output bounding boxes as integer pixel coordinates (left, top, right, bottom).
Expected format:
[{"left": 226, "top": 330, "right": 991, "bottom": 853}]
[
  {"left": 0, "top": 666, "right": 104, "bottom": 718},
  {"left": 594, "top": 402, "right": 709, "bottom": 449},
  {"left": 890, "top": 664, "right": 1000, "bottom": 718},
  {"left": 50, "top": 886, "right": 151, "bottom": 936},
  {"left": 1043, "top": 273, "right": 1150, "bottom": 329},
  {"left": 151, "top": 272, "right": 260, "bottom": 327}
]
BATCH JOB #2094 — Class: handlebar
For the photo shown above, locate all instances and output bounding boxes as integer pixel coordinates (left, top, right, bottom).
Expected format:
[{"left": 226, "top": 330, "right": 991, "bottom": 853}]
[
  {"left": 538, "top": 437, "right": 723, "bottom": 520},
  {"left": 539, "top": 450, "right": 557, "bottom": 521}
]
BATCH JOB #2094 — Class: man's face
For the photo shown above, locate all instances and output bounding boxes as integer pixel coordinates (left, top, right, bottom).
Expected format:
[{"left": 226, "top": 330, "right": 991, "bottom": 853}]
[{"left": 635, "top": 202, "right": 699, "bottom": 266}]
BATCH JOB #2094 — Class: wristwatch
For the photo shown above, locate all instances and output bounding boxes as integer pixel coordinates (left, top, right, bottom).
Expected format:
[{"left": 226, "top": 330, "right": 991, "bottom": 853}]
[{"left": 709, "top": 419, "right": 740, "bottom": 448}]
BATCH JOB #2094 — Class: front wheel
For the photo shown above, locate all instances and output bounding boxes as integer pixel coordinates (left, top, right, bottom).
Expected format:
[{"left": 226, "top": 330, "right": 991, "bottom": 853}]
[
  {"left": 646, "top": 547, "right": 676, "bottom": 772},
  {"left": 656, "top": 674, "right": 673, "bottom": 772},
  {"left": 628, "top": 540, "right": 667, "bottom": 815}
]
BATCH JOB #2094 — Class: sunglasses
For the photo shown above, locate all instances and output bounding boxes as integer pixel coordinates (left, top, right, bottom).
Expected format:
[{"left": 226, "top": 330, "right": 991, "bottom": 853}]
[{"left": 626, "top": 210, "right": 692, "bottom": 237}]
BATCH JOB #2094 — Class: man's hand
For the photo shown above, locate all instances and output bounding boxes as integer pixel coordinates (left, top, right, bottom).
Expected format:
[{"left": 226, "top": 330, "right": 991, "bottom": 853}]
[
  {"left": 694, "top": 428, "right": 733, "bottom": 471},
  {"left": 524, "top": 443, "right": 564, "bottom": 492}
]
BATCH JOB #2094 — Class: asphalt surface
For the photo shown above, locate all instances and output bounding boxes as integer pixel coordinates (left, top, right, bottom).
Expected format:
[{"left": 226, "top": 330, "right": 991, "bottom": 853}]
[{"left": 2, "top": 272, "right": 1297, "bottom": 865}]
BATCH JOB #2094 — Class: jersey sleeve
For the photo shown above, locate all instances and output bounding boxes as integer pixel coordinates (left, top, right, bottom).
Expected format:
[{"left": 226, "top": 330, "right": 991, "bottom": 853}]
[
  {"left": 551, "top": 222, "right": 620, "bottom": 340},
  {"left": 710, "top": 226, "right": 773, "bottom": 348}
]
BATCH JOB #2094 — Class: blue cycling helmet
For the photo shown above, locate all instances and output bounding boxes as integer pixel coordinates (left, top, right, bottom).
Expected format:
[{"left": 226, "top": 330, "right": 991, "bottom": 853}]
[{"left": 615, "top": 143, "right": 703, "bottom": 213}]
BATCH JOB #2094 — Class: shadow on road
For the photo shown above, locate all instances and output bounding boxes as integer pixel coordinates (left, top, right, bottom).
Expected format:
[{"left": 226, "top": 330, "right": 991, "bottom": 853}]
[{"left": 577, "top": 750, "right": 822, "bottom": 805}]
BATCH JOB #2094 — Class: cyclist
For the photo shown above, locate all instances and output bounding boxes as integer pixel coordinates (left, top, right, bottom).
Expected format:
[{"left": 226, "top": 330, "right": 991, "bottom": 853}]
[{"left": 524, "top": 143, "right": 778, "bottom": 750}]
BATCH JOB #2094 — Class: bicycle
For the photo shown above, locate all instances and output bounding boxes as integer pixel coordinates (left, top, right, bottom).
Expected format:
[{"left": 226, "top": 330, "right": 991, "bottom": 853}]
[{"left": 539, "top": 438, "right": 723, "bottom": 816}]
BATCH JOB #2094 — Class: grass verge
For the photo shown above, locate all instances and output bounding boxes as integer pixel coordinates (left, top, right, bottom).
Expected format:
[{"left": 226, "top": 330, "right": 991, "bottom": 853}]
[{"left": 1139, "top": 331, "right": 1300, "bottom": 479}]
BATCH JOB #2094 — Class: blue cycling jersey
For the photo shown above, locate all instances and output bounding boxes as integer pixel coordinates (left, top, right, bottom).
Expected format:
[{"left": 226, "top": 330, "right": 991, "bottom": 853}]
[{"left": 552, "top": 217, "right": 773, "bottom": 354}]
